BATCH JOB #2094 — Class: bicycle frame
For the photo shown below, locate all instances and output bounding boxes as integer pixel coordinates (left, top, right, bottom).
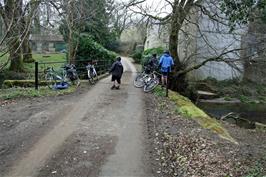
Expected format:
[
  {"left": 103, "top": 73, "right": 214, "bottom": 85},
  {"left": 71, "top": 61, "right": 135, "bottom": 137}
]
[
  {"left": 45, "top": 67, "right": 67, "bottom": 82},
  {"left": 86, "top": 64, "right": 97, "bottom": 78}
]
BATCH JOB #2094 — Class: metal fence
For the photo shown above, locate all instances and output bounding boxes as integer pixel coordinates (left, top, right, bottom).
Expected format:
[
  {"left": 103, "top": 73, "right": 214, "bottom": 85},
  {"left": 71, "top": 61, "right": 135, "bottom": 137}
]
[{"left": 34, "top": 59, "right": 113, "bottom": 90}]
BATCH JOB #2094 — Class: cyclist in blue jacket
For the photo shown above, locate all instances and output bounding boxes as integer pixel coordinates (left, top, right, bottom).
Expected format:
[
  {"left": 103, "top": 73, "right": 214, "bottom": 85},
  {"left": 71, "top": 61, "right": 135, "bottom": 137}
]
[{"left": 159, "top": 50, "right": 174, "bottom": 87}]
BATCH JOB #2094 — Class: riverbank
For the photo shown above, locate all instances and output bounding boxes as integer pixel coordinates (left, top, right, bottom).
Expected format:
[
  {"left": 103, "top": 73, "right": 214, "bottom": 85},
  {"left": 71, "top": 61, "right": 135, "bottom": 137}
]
[
  {"left": 193, "top": 78, "right": 266, "bottom": 104},
  {"left": 145, "top": 89, "right": 266, "bottom": 176}
]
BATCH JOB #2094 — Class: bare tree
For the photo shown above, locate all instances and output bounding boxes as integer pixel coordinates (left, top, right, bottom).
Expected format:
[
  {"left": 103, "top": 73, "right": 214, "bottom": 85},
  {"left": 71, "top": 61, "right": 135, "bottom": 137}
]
[
  {"left": 126, "top": 0, "right": 249, "bottom": 91},
  {"left": 0, "top": 0, "right": 40, "bottom": 71}
]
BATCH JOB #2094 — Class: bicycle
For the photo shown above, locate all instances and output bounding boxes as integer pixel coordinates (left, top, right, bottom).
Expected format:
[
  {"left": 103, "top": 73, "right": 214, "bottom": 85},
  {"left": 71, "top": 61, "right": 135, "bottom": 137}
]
[
  {"left": 64, "top": 64, "right": 80, "bottom": 86},
  {"left": 134, "top": 67, "right": 160, "bottom": 92},
  {"left": 86, "top": 62, "right": 98, "bottom": 84},
  {"left": 45, "top": 64, "right": 80, "bottom": 89}
]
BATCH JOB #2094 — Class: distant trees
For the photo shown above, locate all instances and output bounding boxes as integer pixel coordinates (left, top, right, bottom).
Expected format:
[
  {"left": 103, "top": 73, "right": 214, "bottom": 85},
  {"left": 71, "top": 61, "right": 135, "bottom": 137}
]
[
  {"left": 55, "top": 0, "right": 131, "bottom": 62},
  {"left": 0, "top": 0, "right": 132, "bottom": 71}
]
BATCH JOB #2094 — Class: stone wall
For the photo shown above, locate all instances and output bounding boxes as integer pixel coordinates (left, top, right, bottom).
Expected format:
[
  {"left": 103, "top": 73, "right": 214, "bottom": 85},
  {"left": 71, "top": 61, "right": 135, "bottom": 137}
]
[{"left": 241, "top": 21, "right": 266, "bottom": 84}]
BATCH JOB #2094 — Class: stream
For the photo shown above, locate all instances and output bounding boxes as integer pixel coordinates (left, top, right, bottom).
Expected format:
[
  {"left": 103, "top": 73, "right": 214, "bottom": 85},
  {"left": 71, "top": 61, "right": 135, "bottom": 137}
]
[{"left": 197, "top": 102, "right": 266, "bottom": 129}]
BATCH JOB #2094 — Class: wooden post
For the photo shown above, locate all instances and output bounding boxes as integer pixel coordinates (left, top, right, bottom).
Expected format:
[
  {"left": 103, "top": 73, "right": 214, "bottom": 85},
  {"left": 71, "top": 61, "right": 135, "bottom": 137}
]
[
  {"left": 35, "top": 62, "right": 39, "bottom": 90},
  {"left": 166, "top": 71, "right": 169, "bottom": 97}
]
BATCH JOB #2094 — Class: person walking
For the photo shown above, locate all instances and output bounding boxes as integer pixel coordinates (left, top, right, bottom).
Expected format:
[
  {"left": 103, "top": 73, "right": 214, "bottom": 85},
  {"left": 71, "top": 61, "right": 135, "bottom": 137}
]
[
  {"left": 110, "top": 57, "right": 124, "bottom": 90},
  {"left": 159, "top": 50, "right": 174, "bottom": 88}
]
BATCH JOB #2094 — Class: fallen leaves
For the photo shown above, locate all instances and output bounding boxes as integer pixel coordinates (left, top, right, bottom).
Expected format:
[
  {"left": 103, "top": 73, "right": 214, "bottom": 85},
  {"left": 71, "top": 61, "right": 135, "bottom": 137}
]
[
  {"left": 0, "top": 99, "right": 16, "bottom": 107},
  {"left": 146, "top": 95, "right": 265, "bottom": 177}
]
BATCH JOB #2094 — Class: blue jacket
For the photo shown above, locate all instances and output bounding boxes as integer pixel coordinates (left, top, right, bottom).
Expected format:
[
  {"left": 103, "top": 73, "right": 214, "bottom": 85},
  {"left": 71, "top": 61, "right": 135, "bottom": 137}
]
[{"left": 159, "top": 54, "right": 174, "bottom": 73}]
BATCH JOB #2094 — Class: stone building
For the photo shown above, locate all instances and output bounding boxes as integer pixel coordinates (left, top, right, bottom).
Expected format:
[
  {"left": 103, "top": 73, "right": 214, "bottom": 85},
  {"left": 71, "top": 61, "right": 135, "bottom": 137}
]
[
  {"left": 30, "top": 34, "right": 65, "bottom": 53},
  {"left": 241, "top": 21, "right": 266, "bottom": 84}
]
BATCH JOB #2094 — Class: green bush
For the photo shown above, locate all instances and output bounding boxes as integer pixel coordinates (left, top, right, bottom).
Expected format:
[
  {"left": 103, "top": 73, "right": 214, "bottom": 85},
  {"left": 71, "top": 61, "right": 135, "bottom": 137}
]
[
  {"left": 131, "top": 51, "right": 142, "bottom": 63},
  {"left": 76, "top": 34, "right": 117, "bottom": 66},
  {"left": 77, "top": 35, "right": 117, "bottom": 61},
  {"left": 142, "top": 47, "right": 164, "bottom": 65},
  {"left": 0, "top": 71, "right": 29, "bottom": 88},
  {"left": 143, "top": 47, "right": 164, "bottom": 56}
]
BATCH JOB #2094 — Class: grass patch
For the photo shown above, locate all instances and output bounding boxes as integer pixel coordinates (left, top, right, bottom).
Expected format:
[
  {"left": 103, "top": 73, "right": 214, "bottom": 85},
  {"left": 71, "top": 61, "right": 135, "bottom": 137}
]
[
  {"left": 0, "top": 53, "right": 66, "bottom": 72},
  {"left": 24, "top": 53, "right": 67, "bottom": 72},
  {"left": 154, "top": 87, "right": 166, "bottom": 97},
  {"left": 0, "top": 86, "right": 76, "bottom": 100},
  {"left": 246, "top": 156, "right": 266, "bottom": 177},
  {"left": 154, "top": 86, "right": 237, "bottom": 144}
]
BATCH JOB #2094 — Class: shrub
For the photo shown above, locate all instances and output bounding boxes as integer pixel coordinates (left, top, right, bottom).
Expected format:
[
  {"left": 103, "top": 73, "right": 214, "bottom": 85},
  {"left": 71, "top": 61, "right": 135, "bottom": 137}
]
[
  {"left": 77, "top": 35, "right": 117, "bottom": 62},
  {"left": 75, "top": 34, "right": 117, "bottom": 77},
  {"left": 0, "top": 71, "right": 28, "bottom": 88},
  {"left": 143, "top": 47, "right": 164, "bottom": 56},
  {"left": 142, "top": 47, "right": 164, "bottom": 65},
  {"left": 131, "top": 51, "right": 143, "bottom": 63}
]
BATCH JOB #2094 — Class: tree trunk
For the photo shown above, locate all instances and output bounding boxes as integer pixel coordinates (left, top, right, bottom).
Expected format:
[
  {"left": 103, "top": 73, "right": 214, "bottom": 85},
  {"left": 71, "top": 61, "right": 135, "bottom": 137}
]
[
  {"left": 68, "top": 30, "right": 76, "bottom": 64},
  {"left": 168, "top": 5, "right": 188, "bottom": 93},
  {"left": 5, "top": 0, "right": 24, "bottom": 71},
  {"left": 67, "top": 0, "right": 77, "bottom": 64},
  {"left": 22, "top": 38, "right": 34, "bottom": 63},
  {"left": 9, "top": 37, "right": 23, "bottom": 72}
]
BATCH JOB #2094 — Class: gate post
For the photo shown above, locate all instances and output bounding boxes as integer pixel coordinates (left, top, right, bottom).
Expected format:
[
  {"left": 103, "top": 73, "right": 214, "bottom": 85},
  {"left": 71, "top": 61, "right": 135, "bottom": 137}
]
[{"left": 35, "top": 62, "right": 39, "bottom": 90}]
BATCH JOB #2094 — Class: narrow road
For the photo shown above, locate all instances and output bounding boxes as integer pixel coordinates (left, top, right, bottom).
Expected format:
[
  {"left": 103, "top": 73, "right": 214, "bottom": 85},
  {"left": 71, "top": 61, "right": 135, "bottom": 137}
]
[{"left": 2, "top": 57, "right": 151, "bottom": 177}]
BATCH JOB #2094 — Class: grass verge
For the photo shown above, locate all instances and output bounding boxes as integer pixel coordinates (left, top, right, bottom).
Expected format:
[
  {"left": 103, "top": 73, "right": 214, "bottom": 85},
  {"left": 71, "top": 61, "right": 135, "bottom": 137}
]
[
  {"left": 154, "top": 87, "right": 237, "bottom": 144},
  {"left": 0, "top": 86, "right": 76, "bottom": 100}
]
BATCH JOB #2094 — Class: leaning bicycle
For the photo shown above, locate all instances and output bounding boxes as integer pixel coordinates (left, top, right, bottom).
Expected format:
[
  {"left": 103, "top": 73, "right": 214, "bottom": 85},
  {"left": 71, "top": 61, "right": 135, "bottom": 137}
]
[
  {"left": 64, "top": 64, "right": 80, "bottom": 86},
  {"left": 45, "top": 64, "right": 80, "bottom": 89},
  {"left": 134, "top": 67, "right": 160, "bottom": 92},
  {"left": 86, "top": 62, "right": 98, "bottom": 84}
]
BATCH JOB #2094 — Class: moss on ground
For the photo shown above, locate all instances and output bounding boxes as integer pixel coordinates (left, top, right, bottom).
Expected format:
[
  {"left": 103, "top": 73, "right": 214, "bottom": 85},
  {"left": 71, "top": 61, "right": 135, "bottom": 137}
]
[
  {"left": 3, "top": 80, "right": 51, "bottom": 88},
  {"left": 0, "top": 86, "right": 76, "bottom": 100},
  {"left": 154, "top": 87, "right": 237, "bottom": 144}
]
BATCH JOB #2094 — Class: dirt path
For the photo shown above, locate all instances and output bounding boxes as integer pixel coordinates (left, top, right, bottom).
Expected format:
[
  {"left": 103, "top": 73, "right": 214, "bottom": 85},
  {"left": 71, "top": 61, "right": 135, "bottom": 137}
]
[{"left": 1, "top": 58, "right": 152, "bottom": 177}]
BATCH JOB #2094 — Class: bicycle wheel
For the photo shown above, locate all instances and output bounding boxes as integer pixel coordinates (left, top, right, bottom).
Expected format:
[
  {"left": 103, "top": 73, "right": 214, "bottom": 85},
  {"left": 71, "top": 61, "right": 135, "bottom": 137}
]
[
  {"left": 93, "top": 69, "right": 99, "bottom": 81},
  {"left": 69, "top": 73, "right": 80, "bottom": 87},
  {"left": 94, "top": 73, "right": 99, "bottom": 81},
  {"left": 72, "top": 75, "right": 81, "bottom": 86},
  {"left": 134, "top": 73, "right": 145, "bottom": 88},
  {"left": 144, "top": 78, "right": 159, "bottom": 92},
  {"left": 88, "top": 71, "right": 95, "bottom": 84},
  {"left": 45, "top": 73, "right": 55, "bottom": 89},
  {"left": 74, "top": 77, "right": 81, "bottom": 86}
]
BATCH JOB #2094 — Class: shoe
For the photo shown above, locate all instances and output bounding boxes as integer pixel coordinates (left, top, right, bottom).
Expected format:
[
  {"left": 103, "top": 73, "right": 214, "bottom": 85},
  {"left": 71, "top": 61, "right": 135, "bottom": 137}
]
[
  {"left": 111, "top": 85, "right": 116, "bottom": 90},
  {"left": 115, "top": 86, "right": 120, "bottom": 90}
]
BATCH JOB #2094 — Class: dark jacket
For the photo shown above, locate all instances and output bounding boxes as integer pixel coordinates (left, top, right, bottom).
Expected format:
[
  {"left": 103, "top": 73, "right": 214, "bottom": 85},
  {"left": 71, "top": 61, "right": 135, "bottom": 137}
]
[
  {"left": 148, "top": 57, "right": 158, "bottom": 68},
  {"left": 110, "top": 61, "right": 124, "bottom": 77}
]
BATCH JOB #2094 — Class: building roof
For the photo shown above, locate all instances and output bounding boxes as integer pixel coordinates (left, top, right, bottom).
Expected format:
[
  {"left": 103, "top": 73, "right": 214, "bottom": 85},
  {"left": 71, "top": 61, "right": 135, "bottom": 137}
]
[{"left": 30, "top": 34, "right": 64, "bottom": 42}]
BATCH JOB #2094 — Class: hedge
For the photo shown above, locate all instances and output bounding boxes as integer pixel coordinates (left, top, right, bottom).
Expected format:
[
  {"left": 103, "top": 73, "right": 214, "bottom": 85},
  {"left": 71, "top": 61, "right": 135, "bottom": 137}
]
[
  {"left": 142, "top": 47, "right": 164, "bottom": 66},
  {"left": 76, "top": 34, "right": 117, "bottom": 63}
]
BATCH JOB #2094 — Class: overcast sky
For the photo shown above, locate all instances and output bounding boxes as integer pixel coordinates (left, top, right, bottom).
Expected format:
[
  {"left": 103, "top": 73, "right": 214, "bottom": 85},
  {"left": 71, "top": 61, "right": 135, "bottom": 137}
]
[{"left": 122, "top": 0, "right": 172, "bottom": 17}]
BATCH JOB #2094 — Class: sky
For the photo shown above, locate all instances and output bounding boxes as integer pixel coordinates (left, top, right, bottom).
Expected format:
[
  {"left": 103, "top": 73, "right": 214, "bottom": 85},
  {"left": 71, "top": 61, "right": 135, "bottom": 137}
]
[{"left": 122, "top": 0, "right": 172, "bottom": 17}]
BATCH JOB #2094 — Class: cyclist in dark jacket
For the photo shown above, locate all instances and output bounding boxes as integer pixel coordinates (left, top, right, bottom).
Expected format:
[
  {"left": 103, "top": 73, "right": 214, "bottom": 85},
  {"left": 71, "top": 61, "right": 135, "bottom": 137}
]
[
  {"left": 144, "top": 54, "right": 158, "bottom": 74},
  {"left": 148, "top": 54, "right": 158, "bottom": 68},
  {"left": 110, "top": 57, "right": 124, "bottom": 90}
]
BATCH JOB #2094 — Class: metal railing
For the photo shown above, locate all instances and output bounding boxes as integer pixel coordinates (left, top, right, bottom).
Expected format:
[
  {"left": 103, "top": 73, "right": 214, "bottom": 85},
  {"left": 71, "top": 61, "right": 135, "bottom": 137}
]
[{"left": 34, "top": 59, "right": 113, "bottom": 90}]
